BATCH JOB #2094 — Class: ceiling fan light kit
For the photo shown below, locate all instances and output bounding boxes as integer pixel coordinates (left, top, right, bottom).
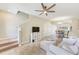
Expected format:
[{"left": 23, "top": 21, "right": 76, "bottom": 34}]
[{"left": 35, "top": 3, "right": 56, "bottom": 16}]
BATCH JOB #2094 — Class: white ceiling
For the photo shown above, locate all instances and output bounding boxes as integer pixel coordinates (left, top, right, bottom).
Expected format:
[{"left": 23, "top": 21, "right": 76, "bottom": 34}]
[{"left": 0, "top": 3, "right": 79, "bottom": 20}]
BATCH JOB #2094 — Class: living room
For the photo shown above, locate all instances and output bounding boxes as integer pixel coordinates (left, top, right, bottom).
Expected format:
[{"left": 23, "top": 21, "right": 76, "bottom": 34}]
[{"left": 0, "top": 3, "right": 79, "bottom": 55}]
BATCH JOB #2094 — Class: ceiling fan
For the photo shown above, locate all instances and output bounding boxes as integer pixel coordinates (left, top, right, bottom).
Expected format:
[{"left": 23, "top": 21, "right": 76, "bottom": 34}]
[{"left": 35, "top": 3, "right": 56, "bottom": 16}]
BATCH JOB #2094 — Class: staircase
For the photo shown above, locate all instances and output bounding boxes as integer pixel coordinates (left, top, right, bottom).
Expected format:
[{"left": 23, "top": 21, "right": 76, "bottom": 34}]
[{"left": 0, "top": 38, "right": 18, "bottom": 52}]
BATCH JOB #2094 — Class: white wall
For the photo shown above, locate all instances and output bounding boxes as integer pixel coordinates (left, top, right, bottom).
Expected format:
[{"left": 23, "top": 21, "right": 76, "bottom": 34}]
[
  {"left": 5, "top": 14, "right": 19, "bottom": 39},
  {"left": 43, "top": 21, "right": 57, "bottom": 37},
  {"left": 0, "top": 10, "right": 19, "bottom": 39},
  {"left": 0, "top": 13, "right": 6, "bottom": 38},
  {"left": 20, "top": 15, "right": 47, "bottom": 44}
]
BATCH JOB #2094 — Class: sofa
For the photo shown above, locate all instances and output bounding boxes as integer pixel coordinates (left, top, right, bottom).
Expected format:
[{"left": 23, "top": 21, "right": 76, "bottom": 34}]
[{"left": 40, "top": 36, "right": 79, "bottom": 55}]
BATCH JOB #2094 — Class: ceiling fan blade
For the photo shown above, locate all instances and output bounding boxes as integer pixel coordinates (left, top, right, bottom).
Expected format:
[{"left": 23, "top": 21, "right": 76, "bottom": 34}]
[
  {"left": 35, "top": 10, "right": 43, "bottom": 12},
  {"left": 39, "top": 12, "right": 43, "bottom": 15},
  {"left": 48, "top": 11, "right": 55, "bottom": 12},
  {"left": 41, "top": 3, "right": 46, "bottom": 10},
  {"left": 47, "top": 4, "right": 56, "bottom": 10}
]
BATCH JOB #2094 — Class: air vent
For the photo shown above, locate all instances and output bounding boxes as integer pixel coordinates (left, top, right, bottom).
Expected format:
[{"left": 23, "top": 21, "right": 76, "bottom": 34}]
[{"left": 17, "top": 11, "right": 29, "bottom": 20}]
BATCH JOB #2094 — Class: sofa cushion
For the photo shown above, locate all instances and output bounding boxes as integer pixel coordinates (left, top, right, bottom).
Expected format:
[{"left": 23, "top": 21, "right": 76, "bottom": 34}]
[
  {"left": 62, "top": 44, "right": 78, "bottom": 55},
  {"left": 62, "top": 38, "right": 77, "bottom": 45},
  {"left": 49, "top": 44, "right": 72, "bottom": 55}
]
